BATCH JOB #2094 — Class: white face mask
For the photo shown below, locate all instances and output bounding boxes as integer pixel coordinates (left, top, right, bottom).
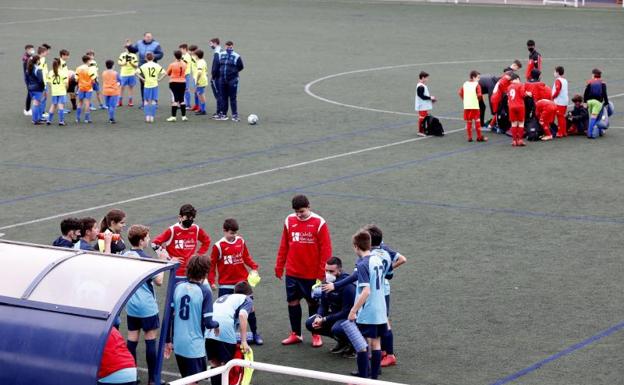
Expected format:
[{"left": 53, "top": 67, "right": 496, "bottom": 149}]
[{"left": 325, "top": 272, "right": 336, "bottom": 283}]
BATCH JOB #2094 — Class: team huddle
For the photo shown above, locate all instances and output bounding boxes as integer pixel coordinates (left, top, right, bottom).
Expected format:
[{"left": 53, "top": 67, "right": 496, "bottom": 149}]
[
  {"left": 22, "top": 33, "right": 244, "bottom": 126},
  {"left": 51, "top": 195, "right": 407, "bottom": 384},
  {"left": 415, "top": 40, "right": 614, "bottom": 145}
]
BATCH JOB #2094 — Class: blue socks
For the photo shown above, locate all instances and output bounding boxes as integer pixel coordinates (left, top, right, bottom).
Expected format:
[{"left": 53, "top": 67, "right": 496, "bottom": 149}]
[
  {"left": 588, "top": 117, "right": 597, "bottom": 138},
  {"left": 381, "top": 329, "right": 394, "bottom": 355},
  {"left": 371, "top": 350, "right": 382, "bottom": 379},
  {"left": 58, "top": 109, "right": 64, "bottom": 123},
  {"left": 356, "top": 351, "right": 369, "bottom": 378},
  {"left": 126, "top": 340, "right": 138, "bottom": 362},
  {"left": 47, "top": 111, "right": 54, "bottom": 123},
  {"left": 145, "top": 339, "right": 157, "bottom": 382},
  {"left": 185, "top": 90, "right": 191, "bottom": 107},
  {"left": 76, "top": 107, "right": 82, "bottom": 121},
  {"left": 108, "top": 107, "right": 115, "bottom": 121},
  {"left": 200, "top": 102, "right": 206, "bottom": 113},
  {"left": 288, "top": 305, "right": 302, "bottom": 336},
  {"left": 85, "top": 112, "right": 91, "bottom": 122}
]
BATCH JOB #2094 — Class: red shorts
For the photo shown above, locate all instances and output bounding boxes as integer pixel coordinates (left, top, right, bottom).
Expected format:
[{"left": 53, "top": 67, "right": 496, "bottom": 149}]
[
  {"left": 463, "top": 109, "right": 479, "bottom": 121},
  {"left": 539, "top": 112, "right": 555, "bottom": 126},
  {"left": 509, "top": 106, "right": 525, "bottom": 122}
]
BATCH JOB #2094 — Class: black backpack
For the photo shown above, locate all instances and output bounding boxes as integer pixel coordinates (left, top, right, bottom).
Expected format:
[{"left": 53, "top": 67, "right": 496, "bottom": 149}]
[
  {"left": 422, "top": 115, "right": 444, "bottom": 136},
  {"left": 496, "top": 94, "right": 511, "bottom": 133},
  {"left": 525, "top": 117, "right": 542, "bottom": 141}
]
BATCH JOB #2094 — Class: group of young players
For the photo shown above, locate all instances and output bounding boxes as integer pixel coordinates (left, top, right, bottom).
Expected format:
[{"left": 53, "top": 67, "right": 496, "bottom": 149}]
[
  {"left": 416, "top": 40, "right": 613, "bottom": 146},
  {"left": 51, "top": 195, "right": 406, "bottom": 384},
  {"left": 22, "top": 37, "right": 243, "bottom": 126}
]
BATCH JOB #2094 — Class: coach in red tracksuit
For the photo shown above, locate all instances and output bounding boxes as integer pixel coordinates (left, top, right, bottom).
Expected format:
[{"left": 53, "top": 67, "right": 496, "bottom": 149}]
[
  {"left": 275, "top": 194, "right": 332, "bottom": 348},
  {"left": 98, "top": 328, "right": 137, "bottom": 384}
]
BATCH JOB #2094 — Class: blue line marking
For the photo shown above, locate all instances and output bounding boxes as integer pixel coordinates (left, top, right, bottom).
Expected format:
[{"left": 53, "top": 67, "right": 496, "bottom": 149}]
[
  {"left": 488, "top": 320, "right": 624, "bottom": 385},
  {"left": 146, "top": 139, "right": 497, "bottom": 225},
  {"left": 296, "top": 191, "right": 624, "bottom": 224},
  {"left": 0, "top": 162, "right": 133, "bottom": 177},
  {"left": 0, "top": 118, "right": 420, "bottom": 206}
]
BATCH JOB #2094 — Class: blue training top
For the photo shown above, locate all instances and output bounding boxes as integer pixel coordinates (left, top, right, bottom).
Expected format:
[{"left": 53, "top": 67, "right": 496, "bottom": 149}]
[
  {"left": 205, "top": 293, "right": 253, "bottom": 344},
  {"left": 170, "top": 281, "right": 218, "bottom": 358},
  {"left": 355, "top": 254, "right": 388, "bottom": 325},
  {"left": 124, "top": 249, "right": 159, "bottom": 318}
]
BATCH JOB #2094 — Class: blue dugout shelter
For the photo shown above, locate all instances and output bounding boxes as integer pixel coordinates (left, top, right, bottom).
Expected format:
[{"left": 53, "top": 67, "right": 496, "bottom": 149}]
[{"left": 0, "top": 240, "right": 179, "bottom": 385}]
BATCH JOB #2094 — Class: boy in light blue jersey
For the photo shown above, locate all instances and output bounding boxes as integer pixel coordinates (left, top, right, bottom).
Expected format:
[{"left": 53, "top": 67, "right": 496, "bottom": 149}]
[
  {"left": 348, "top": 230, "right": 387, "bottom": 380},
  {"left": 166, "top": 256, "right": 219, "bottom": 381},
  {"left": 205, "top": 281, "right": 253, "bottom": 385},
  {"left": 365, "top": 224, "right": 407, "bottom": 368},
  {"left": 123, "top": 225, "right": 163, "bottom": 385}
]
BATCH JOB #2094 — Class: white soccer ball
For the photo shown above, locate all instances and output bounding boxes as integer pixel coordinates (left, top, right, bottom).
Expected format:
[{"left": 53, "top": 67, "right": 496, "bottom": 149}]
[{"left": 247, "top": 114, "right": 258, "bottom": 125}]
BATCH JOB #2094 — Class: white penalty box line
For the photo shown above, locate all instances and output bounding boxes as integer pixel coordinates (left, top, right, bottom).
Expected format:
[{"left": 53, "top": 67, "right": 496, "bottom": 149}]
[
  {"left": 0, "top": 127, "right": 466, "bottom": 231},
  {"left": 0, "top": 9, "right": 137, "bottom": 26}
]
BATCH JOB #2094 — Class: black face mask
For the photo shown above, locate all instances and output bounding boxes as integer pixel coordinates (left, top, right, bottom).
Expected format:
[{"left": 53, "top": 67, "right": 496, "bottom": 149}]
[
  {"left": 181, "top": 219, "right": 194, "bottom": 228},
  {"left": 528, "top": 47, "right": 535, "bottom": 53}
]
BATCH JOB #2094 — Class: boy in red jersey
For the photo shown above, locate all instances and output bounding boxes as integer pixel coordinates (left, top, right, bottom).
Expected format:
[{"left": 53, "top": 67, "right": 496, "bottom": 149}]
[
  {"left": 525, "top": 69, "right": 549, "bottom": 103},
  {"left": 459, "top": 70, "right": 487, "bottom": 142},
  {"left": 535, "top": 99, "right": 558, "bottom": 141},
  {"left": 275, "top": 194, "right": 332, "bottom": 347},
  {"left": 525, "top": 40, "right": 542, "bottom": 81},
  {"left": 209, "top": 218, "right": 263, "bottom": 345},
  {"left": 152, "top": 204, "right": 211, "bottom": 283},
  {"left": 507, "top": 74, "right": 530, "bottom": 147}
]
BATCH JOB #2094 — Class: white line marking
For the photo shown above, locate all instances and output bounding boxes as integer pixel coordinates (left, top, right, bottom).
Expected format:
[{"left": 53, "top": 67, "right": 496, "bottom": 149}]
[
  {"left": 0, "top": 128, "right": 465, "bottom": 231},
  {"left": 0, "top": 10, "right": 136, "bottom": 26},
  {"left": 0, "top": 6, "right": 115, "bottom": 12},
  {"left": 138, "top": 367, "right": 181, "bottom": 378},
  {"left": 304, "top": 58, "right": 624, "bottom": 118}
]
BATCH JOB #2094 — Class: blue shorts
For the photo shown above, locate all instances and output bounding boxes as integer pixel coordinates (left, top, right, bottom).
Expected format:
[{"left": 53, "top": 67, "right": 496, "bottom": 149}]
[
  {"left": 92, "top": 81, "right": 100, "bottom": 92},
  {"left": 143, "top": 87, "right": 158, "bottom": 102},
  {"left": 29, "top": 91, "right": 43, "bottom": 101},
  {"left": 185, "top": 74, "right": 194, "bottom": 90},
  {"left": 174, "top": 354, "right": 206, "bottom": 378},
  {"left": 357, "top": 323, "right": 388, "bottom": 339},
  {"left": 127, "top": 314, "right": 160, "bottom": 332},
  {"left": 78, "top": 91, "right": 92, "bottom": 100},
  {"left": 205, "top": 339, "right": 236, "bottom": 364},
  {"left": 196, "top": 86, "right": 206, "bottom": 95},
  {"left": 51, "top": 95, "right": 66, "bottom": 105},
  {"left": 285, "top": 275, "right": 316, "bottom": 303},
  {"left": 120, "top": 76, "right": 136, "bottom": 87},
  {"left": 218, "top": 287, "right": 234, "bottom": 297}
]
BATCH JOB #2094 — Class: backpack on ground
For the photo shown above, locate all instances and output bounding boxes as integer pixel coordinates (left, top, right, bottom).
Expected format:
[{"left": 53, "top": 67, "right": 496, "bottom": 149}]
[
  {"left": 525, "top": 117, "right": 542, "bottom": 141},
  {"left": 422, "top": 115, "right": 444, "bottom": 136}
]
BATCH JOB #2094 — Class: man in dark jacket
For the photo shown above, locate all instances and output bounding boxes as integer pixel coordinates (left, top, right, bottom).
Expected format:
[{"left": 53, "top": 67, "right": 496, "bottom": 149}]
[
  {"left": 212, "top": 41, "right": 244, "bottom": 121},
  {"left": 305, "top": 257, "right": 356, "bottom": 356}
]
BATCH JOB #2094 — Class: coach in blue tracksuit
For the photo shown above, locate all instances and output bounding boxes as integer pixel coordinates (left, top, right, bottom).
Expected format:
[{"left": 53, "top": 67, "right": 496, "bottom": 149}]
[
  {"left": 126, "top": 33, "right": 164, "bottom": 105},
  {"left": 212, "top": 40, "right": 243, "bottom": 121},
  {"left": 305, "top": 257, "right": 356, "bottom": 355}
]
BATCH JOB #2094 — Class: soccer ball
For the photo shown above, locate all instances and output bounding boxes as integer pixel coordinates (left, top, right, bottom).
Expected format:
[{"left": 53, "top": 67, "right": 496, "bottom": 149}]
[{"left": 247, "top": 114, "right": 258, "bottom": 125}]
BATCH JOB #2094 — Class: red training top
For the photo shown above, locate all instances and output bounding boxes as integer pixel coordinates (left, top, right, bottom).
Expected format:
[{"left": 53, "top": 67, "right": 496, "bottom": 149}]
[
  {"left": 209, "top": 235, "right": 259, "bottom": 286},
  {"left": 275, "top": 212, "right": 332, "bottom": 281},
  {"left": 536, "top": 99, "right": 557, "bottom": 121},
  {"left": 153, "top": 223, "right": 211, "bottom": 277},
  {"left": 507, "top": 83, "right": 527, "bottom": 109},
  {"left": 525, "top": 81, "right": 549, "bottom": 102},
  {"left": 98, "top": 328, "right": 136, "bottom": 379}
]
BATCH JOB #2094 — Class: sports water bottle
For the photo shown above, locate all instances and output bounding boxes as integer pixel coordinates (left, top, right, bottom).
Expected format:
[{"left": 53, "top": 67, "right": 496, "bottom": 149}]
[{"left": 340, "top": 320, "right": 367, "bottom": 352}]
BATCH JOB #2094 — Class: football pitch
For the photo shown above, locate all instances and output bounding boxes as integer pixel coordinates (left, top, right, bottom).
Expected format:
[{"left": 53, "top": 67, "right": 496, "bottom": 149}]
[{"left": 1, "top": 0, "right": 624, "bottom": 384}]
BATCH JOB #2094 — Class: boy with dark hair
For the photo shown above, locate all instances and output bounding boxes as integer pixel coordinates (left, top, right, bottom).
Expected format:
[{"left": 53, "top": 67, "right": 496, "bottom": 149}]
[
  {"left": 117, "top": 43, "right": 138, "bottom": 107},
  {"left": 166, "top": 50, "right": 188, "bottom": 122},
  {"left": 584, "top": 68, "right": 609, "bottom": 139},
  {"left": 525, "top": 40, "right": 542, "bottom": 81},
  {"left": 535, "top": 98, "right": 557, "bottom": 141},
  {"left": 415, "top": 71, "right": 436, "bottom": 137},
  {"left": 75, "top": 55, "right": 96, "bottom": 123},
  {"left": 52, "top": 217, "right": 81, "bottom": 248},
  {"left": 152, "top": 204, "right": 211, "bottom": 283},
  {"left": 205, "top": 281, "right": 253, "bottom": 385},
  {"left": 179, "top": 44, "right": 195, "bottom": 110},
  {"left": 525, "top": 69, "right": 549, "bottom": 103},
  {"left": 193, "top": 49, "right": 208, "bottom": 115},
  {"left": 459, "top": 70, "right": 487, "bottom": 142},
  {"left": 22, "top": 44, "right": 35, "bottom": 116},
  {"left": 75, "top": 217, "right": 111, "bottom": 252},
  {"left": 348, "top": 230, "right": 387, "bottom": 380},
  {"left": 566, "top": 94, "right": 589, "bottom": 135},
  {"left": 102, "top": 60, "right": 121, "bottom": 123},
  {"left": 123, "top": 225, "right": 163, "bottom": 385},
  {"left": 209, "top": 38, "right": 223, "bottom": 118},
  {"left": 552, "top": 66, "right": 569, "bottom": 138},
  {"left": 166, "top": 256, "right": 219, "bottom": 382},
  {"left": 209, "top": 218, "right": 263, "bottom": 345},
  {"left": 275, "top": 194, "right": 332, "bottom": 347},
  {"left": 507, "top": 74, "right": 530, "bottom": 147},
  {"left": 58, "top": 49, "right": 73, "bottom": 115}
]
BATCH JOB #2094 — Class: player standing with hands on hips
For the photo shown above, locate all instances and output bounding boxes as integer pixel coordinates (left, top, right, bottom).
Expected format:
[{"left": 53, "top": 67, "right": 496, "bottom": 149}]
[{"left": 275, "top": 195, "right": 332, "bottom": 348}]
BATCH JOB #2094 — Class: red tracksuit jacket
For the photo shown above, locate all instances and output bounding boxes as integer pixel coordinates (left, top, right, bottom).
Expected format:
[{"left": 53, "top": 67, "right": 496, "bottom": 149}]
[
  {"left": 209, "top": 235, "right": 259, "bottom": 286},
  {"left": 152, "top": 223, "right": 211, "bottom": 277}
]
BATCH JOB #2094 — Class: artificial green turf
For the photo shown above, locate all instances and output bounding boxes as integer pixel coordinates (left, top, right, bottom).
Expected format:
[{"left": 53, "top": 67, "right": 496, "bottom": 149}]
[{"left": 1, "top": 0, "right": 623, "bottom": 384}]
